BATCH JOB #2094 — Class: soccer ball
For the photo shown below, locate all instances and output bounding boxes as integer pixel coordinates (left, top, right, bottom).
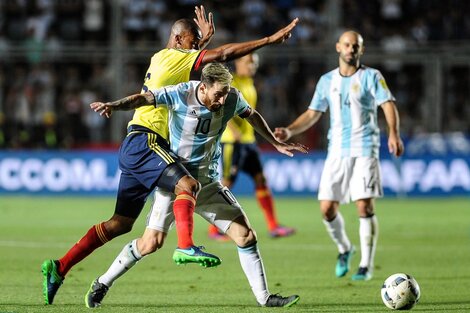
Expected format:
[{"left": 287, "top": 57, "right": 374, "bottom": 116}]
[{"left": 381, "top": 273, "right": 421, "bottom": 310}]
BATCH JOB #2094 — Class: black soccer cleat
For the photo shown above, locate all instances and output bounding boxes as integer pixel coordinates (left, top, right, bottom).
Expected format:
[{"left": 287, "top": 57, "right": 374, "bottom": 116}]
[
  {"left": 261, "top": 294, "right": 300, "bottom": 307},
  {"left": 85, "top": 278, "right": 109, "bottom": 308},
  {"left": 352, "top": 266, "right": 372, "bottom": 281}
]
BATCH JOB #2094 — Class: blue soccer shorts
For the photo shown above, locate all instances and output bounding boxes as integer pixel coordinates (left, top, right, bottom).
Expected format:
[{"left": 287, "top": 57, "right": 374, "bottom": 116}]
[{"left": 114, "top": 125, "right": 189, "bottom": 218}]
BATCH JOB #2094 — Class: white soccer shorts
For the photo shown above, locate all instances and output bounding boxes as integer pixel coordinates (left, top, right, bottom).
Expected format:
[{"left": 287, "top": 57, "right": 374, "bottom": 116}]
[
  {"left": 146, "top": 181, "right": 247, "bottom": 233},
  {"left": 318, "top": 156, "right": 383, "bottom": 204}
]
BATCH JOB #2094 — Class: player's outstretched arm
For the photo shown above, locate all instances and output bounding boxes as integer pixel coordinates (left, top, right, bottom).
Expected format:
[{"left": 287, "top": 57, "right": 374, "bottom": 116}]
[
  {"left": 90, "top": 92, "right": 155, "bottom": 118},
  {"left": 274, "top": 109, "right": 322, "bottom": 142},
  {"left": 246, "top": 109, "right": 308, "bottom": 157},
  {"left": 381, "top": 101, "right": 404, "bottom": 157},
  {"left": 194, "top": 5, "right": 214, "bottom": 49},
  {"left": 201, "top": 18, "right": 299, "bottom": 63}
]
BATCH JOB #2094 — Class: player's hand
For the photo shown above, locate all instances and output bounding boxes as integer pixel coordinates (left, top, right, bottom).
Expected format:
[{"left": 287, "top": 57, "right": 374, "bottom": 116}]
[
  {"left": 90, "top": 102, "right": 113, "bottom": 118},
  {"left": 268, "top": 18, "right": 299, "bottom": 44},
  {"left": 388, "top": 133, "right": 404, "bottom": 157},
  {"left": 273, "top": 141, "right": 308, "bottom": 157},
  {"left": 274, "top": 127, "right": 292, "bottom": 142},
  {"left": 194, "top": 5, "right": 214, "bottom": 48}
]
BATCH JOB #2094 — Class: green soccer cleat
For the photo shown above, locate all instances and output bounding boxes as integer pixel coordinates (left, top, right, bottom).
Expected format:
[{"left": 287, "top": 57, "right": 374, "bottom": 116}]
[
  {"left": 261, "top": 294, "right": 300, "bottom": 307},
  {"left": 335, "top": 246, "right": 355, "bottom": 278},
  {"left": 172, "top": 245, "right": 221, "bottom": 268},
  {"left": 85, "top": 278, "right": 109, "bottom": 308},
  {"left": 352, "top": 266, "right": 373, "bottom": 281},
  {"left": 41, "top": 259, "right": 64, "bottom": 305}
]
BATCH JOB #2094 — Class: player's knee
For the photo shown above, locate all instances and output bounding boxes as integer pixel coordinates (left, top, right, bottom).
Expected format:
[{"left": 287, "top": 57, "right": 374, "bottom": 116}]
[
  {"left": 189, "top": 178, "right": 201, "bottom": 195},
  {"left": 233, "top": 227, "right": 257, "bottom": 247},
  {"left": 356, "top": 199, "right": 375, "bottom": 217},
  {"left": 227, "top": 225, "right": 257, "bottom": 248},
  {"left": 320, "top": 201, "right": 338, "bottom": 221},
  {"left": 176, "top": 175, "right": 201, "bottom": 196},
  {"left": 322, "top": 210, "right": 336, "bottom": 221},
  {"left": 226, "top": 216, "right": 257, "bottom": 246}
]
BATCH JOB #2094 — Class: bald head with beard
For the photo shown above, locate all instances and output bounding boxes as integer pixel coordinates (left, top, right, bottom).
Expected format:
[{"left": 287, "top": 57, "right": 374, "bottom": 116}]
[{"left": 336, "top": 31, "right": 364, "bottom": 69}]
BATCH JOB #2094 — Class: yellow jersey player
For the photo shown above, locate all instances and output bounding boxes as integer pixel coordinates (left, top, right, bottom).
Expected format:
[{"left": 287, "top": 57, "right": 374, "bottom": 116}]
[
  {"left": 208, "top": 53, "right": 295, "bottom": 240},
  {"left": 42, "top": 5, "right": 300, "bottom": 307}
]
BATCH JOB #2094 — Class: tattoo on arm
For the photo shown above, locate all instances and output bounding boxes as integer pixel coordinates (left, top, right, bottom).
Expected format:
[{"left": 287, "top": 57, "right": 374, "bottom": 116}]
[{"left": 110, "top": 93, "right": 154, "bottom": 111}]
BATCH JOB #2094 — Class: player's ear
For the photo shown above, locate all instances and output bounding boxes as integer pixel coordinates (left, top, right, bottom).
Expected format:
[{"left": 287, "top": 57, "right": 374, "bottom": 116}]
[
  {"left": 175, "top": 34, "right": 183, "bottom": 47},
  {"left": 199, "top": 82, "right": 207, "bottom": 94},
  {"left": 360, "top": 44, "right": 365, "bottom": 56},
  {"left": 335, "top": 42, "right": 341, "bottom": 53}
]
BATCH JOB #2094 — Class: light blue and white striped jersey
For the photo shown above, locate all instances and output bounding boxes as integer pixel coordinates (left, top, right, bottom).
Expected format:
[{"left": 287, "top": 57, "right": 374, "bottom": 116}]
[
  {"left": 309, "top": 65, "right": 395, "bottom": 158},
  {"left": 151, "top": 81, "right": 251, "bottom": 185}
]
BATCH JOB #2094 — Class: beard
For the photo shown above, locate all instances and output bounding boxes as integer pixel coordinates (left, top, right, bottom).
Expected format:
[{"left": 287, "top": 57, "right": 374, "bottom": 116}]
[
  {"left": 341, "top": 53, "right": 359, "bottom": 65},
  {"left": 208, "top": 104, "right": 222, "bottom": 112}
]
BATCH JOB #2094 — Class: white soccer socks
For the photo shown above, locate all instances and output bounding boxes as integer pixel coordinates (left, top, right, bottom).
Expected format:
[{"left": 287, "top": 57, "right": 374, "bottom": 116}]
[
  {"left": 237, "top": 242, "right": 270, "bottom": 305},
  {"left": 358, "top": 215, "right": 378, "bottom": 270},
  {"left": 323, "top": 212, "right": 352, "bottom": 254},
  {"left": 98, "top": 239, "right": 142, "bottom": 287}
]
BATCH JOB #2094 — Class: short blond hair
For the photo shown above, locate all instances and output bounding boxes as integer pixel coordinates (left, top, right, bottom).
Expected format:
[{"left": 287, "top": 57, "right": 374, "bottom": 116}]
[{"left": 201, "top": 63, "right": 233, "bottom": 87}]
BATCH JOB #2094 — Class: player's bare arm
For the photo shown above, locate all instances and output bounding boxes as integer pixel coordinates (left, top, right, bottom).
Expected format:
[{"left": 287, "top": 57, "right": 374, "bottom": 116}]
[
  {"left": 194, "top": 5, "right": 214, "bottom": 49},
  {"left": 90, "top": 92, "right": 155, "bottom": 118},
  {"left": 245, "top": 109, "right": 308, "bottom": 157},
  {"left": 381, "top": 101, "right": 404, "bottom": 157},
  {"left": 201, "top": 18, "right": 299, "bottom": 63},
  {"left": 274, "top": 109, "right": 322, "bottom": 142}
]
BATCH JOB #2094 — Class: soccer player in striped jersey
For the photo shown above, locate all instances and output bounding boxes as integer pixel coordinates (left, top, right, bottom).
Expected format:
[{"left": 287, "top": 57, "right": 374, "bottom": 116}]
[
  {"left": 41, "top": 6, "right": 299, "bottom": 306},
  {"left": 208, "top": 53, "right": 295, "bottom": 241},
  {"left": 275, "top": 31, "right": 404, "bottom": 281},
  {"left": 88, "top": 63, "right": 305, "bottom": 307}
]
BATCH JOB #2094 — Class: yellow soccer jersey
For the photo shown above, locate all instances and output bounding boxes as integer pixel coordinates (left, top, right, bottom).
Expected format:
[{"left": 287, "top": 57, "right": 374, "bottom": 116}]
[
  {"left": 221, "top": 75, "right": 257, "bottom": 144},
  {"left": 128, "top": 48, "right": 205, "bottom": 139}
]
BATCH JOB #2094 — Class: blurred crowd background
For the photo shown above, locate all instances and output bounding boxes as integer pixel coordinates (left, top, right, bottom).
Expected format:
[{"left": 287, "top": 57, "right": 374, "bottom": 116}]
[{"left": 0, "top": 0, "right": 469, "bottom": 150}]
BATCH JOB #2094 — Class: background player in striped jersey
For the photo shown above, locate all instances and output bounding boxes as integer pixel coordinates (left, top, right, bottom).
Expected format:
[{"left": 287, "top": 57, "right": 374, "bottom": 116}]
[
  {"left": 275, "top": 30, "right": 404, "bottom": 281},
  {"left": 208, "top": 53, "right": 295, "bottom": 241},
  {"left": 88, "top": 62, "right": 306, "bottom": 308},
  {"left": 42, "top": 5, "right": 299, "bottom": 305}
]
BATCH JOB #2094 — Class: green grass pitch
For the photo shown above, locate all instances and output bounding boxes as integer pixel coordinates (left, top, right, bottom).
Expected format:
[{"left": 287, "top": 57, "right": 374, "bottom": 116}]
[{"left": 1, "top": 196, "right": 469, "bottom": 312}]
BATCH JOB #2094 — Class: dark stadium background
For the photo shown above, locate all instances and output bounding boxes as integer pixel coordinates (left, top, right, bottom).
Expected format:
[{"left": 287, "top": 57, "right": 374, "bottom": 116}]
[{"left": 0, "top": 0, "right": 469, "bottom": 197}]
